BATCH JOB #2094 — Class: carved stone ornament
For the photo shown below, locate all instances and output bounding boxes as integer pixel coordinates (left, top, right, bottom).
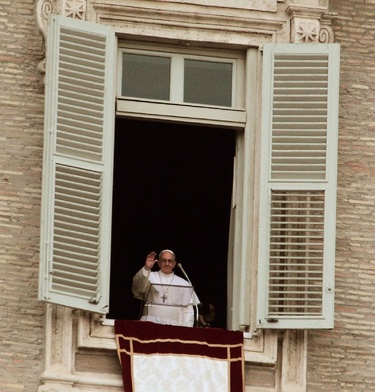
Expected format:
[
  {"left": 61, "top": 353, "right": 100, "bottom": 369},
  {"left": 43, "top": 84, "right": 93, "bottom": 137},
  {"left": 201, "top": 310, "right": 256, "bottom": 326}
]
[
  {"left": 36, "top": 0, "right": 87, "bottom": 73},
  {"left": 36, "top": 0, "right": 59, "bottom": 40},
  {"left": 319, "top": 13, "right": 336, "bottom": 43},
  {"left": 36, "top": 0, "right": 87, "bottom": 34},
  {"left": 291, "top": 16, "right": 335, "bottom": 43},
  {"left": 295, "top": 19, "right": 319, "bottom": 43},
  {"left": 286, "top": 4, "right": 335, "bottom": 44},
  {"left": 64, "top": 0, "right": 87, "bottom": 20}
]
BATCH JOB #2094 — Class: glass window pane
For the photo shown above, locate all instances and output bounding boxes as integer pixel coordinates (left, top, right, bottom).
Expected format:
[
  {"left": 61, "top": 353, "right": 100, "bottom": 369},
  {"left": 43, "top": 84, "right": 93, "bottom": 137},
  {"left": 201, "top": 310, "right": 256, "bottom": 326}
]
[
  {"left": 122, "top": 54, "right": 171, "bottom": 100},
  {"left": 184, "top": 60, "right": 233, "bottom": 107}
]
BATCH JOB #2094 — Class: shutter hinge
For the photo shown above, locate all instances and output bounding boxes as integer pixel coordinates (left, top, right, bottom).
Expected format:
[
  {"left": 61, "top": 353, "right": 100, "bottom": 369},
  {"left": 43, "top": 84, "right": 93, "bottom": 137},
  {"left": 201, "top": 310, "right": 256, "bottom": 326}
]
[
  {"left": 266, "top": 317, "right": 278, "bottom": 323},
  {"left": 89, "top": 296, "right": 100, "bottom": 304}
]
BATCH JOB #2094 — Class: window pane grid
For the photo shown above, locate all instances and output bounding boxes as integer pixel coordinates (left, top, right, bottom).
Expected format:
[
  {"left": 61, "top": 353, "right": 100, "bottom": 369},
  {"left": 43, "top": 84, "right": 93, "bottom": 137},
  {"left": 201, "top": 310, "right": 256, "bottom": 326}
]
[{"left": 121, "top": 50, "right": 236, "bottom": 108}]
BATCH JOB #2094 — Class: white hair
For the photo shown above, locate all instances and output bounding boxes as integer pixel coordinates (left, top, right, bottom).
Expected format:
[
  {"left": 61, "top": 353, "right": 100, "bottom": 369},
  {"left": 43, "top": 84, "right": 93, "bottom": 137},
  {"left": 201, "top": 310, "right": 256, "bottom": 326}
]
[{"left": 159, "top": 249, "right": 176, "bottom": 261}]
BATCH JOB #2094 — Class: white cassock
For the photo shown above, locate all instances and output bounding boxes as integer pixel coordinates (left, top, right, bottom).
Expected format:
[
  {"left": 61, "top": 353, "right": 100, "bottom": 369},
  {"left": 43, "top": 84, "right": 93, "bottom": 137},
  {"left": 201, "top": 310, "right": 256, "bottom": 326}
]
[{"left": 132, "top": 268, "right": 200, "bottom": 327}]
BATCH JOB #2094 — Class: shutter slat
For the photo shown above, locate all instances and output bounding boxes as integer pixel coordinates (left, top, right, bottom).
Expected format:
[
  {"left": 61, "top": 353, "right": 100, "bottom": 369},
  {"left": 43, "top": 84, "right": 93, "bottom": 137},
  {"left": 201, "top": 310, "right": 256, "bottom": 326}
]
[
  {"left": 55, "top": 23, "right": 110, "bottom": 164},
  {"left": 267, "top": 189, "right": 325, "bottom": 318},
  {"left": 270, "top": 50, "right": 330, "bottom": 181}
]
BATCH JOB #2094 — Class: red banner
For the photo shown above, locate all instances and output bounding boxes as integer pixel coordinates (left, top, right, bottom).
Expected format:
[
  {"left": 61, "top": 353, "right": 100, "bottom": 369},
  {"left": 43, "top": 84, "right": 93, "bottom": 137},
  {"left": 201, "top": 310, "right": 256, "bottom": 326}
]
[{"left": 115, "top": 320, "right": 244, "bottom": 392}]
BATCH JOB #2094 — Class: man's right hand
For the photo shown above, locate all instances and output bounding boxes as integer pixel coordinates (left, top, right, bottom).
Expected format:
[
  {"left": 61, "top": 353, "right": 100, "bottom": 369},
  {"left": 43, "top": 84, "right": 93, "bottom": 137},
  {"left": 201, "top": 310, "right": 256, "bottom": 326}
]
[{"left": 145, "top": 251, "right": 157, "bottom": 271}]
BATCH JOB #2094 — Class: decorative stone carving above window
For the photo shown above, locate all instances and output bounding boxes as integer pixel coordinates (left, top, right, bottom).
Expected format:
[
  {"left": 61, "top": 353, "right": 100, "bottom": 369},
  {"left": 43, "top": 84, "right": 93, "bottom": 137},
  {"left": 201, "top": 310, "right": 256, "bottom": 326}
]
[
  {"left": 286, "top": 4, "right": 335, "bottom": 43},
  {"left": 65, "top": 0, "right": 86, "bottom": 19},
  {"left": 36, "top": 0, "right": 289, "bottom": 74},
  {"left": 156, "top": 0, "right": 281, "bottom": 12},
  {"left": 295, "top": 20, "right": 319, "bottom": 43},
  {"left": 319, "top": 13, "right": 336, "bottom": 43},
  {"left": 36, "top": 0, "right": 88, "bottom": 72},
  {"left": 36, "top": 0, "right": 87, "bottom": 37},
  {"left": 36, "top": 0, "right": 54, "bottom": 39}
]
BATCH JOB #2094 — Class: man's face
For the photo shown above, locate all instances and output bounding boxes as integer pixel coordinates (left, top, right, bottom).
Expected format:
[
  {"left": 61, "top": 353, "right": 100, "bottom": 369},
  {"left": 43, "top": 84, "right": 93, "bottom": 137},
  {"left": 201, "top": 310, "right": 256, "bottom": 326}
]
[
  {"left": 158, "top": 251, "right": 176, "bottom": 274},
  {"left": 205, "top": 304, "right": 216, "bottom": 323}
]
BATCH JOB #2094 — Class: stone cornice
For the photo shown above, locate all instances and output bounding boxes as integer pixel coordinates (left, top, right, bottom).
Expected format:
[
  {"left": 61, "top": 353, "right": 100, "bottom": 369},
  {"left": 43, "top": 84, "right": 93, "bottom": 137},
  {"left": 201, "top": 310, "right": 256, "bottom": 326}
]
[
  {"left": 286, "top": 4, "right": 327, "bottom": 19},
  {"left": 36, "top": 0, "right": 332, "bottom": 47},
  {"left": 91, "top": 2, "right": 287, "bottom": 47}
]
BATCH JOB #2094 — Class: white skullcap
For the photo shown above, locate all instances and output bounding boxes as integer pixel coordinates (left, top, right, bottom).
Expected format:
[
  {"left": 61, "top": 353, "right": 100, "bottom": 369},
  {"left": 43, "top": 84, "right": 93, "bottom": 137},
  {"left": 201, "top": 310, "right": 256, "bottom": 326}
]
[{"left": 159, "top": 249, "right": 175, "bottom": 258}]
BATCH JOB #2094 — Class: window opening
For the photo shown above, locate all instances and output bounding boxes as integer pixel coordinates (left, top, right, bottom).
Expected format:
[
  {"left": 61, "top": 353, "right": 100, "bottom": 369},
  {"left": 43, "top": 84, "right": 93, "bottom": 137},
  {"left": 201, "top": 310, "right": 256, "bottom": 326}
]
[{"left": 108, "top": 118, "right": 236, "bottom": 329}]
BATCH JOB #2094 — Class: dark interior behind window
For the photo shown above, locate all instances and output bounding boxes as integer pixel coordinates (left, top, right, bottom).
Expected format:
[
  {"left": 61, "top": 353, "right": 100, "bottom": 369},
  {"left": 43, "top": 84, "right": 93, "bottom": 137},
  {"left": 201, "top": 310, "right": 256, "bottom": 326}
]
[{"left": 108, "top": 118, "right": 236, "bottom": 329}]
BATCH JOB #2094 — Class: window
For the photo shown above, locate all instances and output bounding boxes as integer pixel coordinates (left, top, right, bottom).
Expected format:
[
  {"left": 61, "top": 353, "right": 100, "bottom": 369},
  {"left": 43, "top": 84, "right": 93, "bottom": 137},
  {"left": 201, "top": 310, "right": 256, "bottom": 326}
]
[
  {"left": 117, "top": 45, "right": 246, "bottom": 128},
  {"left": 39, "top": 15, "right": 340, "bottom": 330},
  {"left": 184, "top": 59, "right": 233, "bottom": 106},
  {"left": 121, "top": 50, "right": 236, "bottom": 107},
  {"left": 108, "top": 118, "right": 236, "bottom": 329},
  {"left": 122, "top": 53, "right": 171, "bottom": 100}
]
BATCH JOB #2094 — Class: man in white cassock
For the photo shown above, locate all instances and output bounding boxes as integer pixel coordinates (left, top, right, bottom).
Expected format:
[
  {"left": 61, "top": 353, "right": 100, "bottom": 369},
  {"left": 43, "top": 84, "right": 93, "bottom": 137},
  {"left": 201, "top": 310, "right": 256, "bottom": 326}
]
[{"left": 132, "top": 249, "right": 200, "bottom": 327}]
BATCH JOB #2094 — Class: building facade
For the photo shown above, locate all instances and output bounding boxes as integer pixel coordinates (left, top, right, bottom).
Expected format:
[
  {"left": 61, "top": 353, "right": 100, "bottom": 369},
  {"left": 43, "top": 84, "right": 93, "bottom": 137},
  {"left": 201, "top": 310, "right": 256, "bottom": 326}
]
[{"left": 0, "top": 0, "right": 373, "bottom": 391}]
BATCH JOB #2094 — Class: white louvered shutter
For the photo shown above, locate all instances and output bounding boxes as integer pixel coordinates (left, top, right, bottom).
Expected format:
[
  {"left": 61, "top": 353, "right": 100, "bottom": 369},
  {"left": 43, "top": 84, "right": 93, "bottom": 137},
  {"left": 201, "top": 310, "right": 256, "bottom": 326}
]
[
  {"left": 257, "top": 44, "right": 340, "bottom": 329},
  {"left": 39, "top": 15, "right": 116, "bottom": 313}
]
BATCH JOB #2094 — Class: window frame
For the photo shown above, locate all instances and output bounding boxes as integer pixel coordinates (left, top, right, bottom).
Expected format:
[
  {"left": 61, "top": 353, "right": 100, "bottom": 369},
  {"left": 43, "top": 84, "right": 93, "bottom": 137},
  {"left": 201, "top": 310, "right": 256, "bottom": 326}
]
[
  {"left": 119, "top": 48, "right": 241, "bottom": 108},
  {"left": 39, "top": 15, "right": 339, "bottom": 331},
  {"left": 116, "top": 44, "right": 247, "bottom": 127}
]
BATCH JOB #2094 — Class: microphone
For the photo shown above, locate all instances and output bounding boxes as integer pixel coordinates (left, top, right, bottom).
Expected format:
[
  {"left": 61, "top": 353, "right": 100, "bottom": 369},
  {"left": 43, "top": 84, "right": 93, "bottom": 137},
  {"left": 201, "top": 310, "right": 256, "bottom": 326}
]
[
  {"left": 177, "top": 263, "right": 192, "bottom": 285},
  {"left": 177, "top": 263, "right": 199, "bottom": 323}
]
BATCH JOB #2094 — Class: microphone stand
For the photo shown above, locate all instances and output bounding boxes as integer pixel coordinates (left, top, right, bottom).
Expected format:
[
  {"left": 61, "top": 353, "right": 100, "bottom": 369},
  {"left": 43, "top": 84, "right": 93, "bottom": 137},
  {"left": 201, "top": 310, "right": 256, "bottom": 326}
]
[{"left": 177, "top": 263, "right": 199, "bottom": 325}]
